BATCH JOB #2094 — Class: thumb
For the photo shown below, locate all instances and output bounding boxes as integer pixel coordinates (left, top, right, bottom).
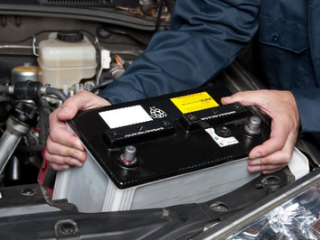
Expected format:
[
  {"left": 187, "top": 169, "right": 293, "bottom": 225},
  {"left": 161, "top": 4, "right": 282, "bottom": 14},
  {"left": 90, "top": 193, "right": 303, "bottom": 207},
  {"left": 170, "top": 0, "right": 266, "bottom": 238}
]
[
  {"left": 220, "top": 96, "right": 236, "bottom": 105},
  {"left": 57, "top": 106, "right": 78, "bottom": 121},
  {"left": 55, "top": 91, "right": 92, "bottom": 121}
]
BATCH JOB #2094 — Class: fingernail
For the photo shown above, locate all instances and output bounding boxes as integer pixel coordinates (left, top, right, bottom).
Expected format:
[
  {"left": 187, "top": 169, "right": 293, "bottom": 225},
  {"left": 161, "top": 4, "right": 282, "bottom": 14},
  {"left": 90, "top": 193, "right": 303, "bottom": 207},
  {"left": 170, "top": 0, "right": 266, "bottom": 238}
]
[
  {"left": 59, "top": 107, "right": 70, "bottom": 114},
  {"left": 222, "top": 97, "right": 233, "bottom": 104},
  {"left": 74, "top": 140, "right": 83, "bottom": 150},
  {"left": 250, "top": 152, "right": 261, "bottom": 159},
  {"left": 74, "top": 151, "right": 84, "bottom": 161},
  {"left": 61, "top": 165, "right": 70, "bottom": 171},
  {"left": 248, "top": 165, "right": 261, "bottom": 172},
  {"left": 71, "top": 158, "right": 83, "bottom": 167},
  {"left": 249, "top": 159, "right": 261, "bottom": 166}
]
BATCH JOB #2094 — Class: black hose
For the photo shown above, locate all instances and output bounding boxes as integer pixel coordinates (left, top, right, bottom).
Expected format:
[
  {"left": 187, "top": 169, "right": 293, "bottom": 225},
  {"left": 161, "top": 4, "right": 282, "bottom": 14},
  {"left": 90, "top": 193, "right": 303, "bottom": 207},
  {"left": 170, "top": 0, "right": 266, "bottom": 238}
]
[
  {"left": 155, "top": 0, "right": 164, "bottom": 32},
  {"left": 0, "top": 85, "right": 10, "bottom": 94},
  {"left": 45, "top": 87, "right": 68, "bottom": 102},
  {"left": 0, "top": 96, "right": 13, "bottom": 102},
  {"left": 35, "top": 99, "right": 49, "bottom": 146},
  {"left": 97, "top": 26, "right": 149, "bottom": 46},
  {"left": 90, "top": 79, "right": 114, "bottom": 93},
  {"left": 16, "top": 145, "right": 44, "bottom": 152},
  {"left": 0, "top": 85, "right": 12, "bottom": 101}
]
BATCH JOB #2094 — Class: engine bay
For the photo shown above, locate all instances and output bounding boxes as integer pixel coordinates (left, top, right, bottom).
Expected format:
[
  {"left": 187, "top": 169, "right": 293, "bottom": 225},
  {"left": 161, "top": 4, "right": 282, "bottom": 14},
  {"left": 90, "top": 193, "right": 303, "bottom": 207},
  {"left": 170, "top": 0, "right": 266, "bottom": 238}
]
[
  {"left": 2, "top": 3, "right": 320, "bottom": 240},
  {"left": 0, "top": 5, "right": 168, "bottom": 187}
]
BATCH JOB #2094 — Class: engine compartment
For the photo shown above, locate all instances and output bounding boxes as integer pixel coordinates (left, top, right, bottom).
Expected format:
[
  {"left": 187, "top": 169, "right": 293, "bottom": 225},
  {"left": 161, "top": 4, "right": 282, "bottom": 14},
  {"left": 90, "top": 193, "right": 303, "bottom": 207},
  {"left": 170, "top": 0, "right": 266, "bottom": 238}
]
[
  {"left": 1, "top": 4, "right": 320, "bottom": 240},
  {"left": 0, "top": 12, "right": 159, "bottom": 187}
]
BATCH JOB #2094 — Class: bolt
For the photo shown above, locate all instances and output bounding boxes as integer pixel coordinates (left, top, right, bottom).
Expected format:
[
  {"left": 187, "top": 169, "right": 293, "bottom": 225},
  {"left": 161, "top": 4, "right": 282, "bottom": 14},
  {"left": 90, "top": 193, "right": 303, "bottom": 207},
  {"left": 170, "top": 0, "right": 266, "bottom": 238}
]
[
  {"left": 55, "top": 220, "right": 78, "bottom": 237},
  {"left": 60, "top": 222, "right": 76, "bottom": 234},
  {"left": 20, "top": 188, "right": 35, "bottom": 197},
  {"left": 187, "top": 114, "right": 197, "bottom": 121}
]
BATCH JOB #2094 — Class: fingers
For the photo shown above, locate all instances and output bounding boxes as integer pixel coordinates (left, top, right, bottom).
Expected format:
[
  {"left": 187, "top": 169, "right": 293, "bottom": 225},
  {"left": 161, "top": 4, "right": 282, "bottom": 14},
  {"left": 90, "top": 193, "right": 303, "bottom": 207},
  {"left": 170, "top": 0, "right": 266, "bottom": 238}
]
[
  {"left": 249, "top": 117, "right": 297, "bottom": 159},
  {"left": 221, "top": 90, "right": 300, "bottom": 174},
  {"left": 45, "top": 125, "right": 87, "bottom": 170},
  {"left": 247, "top": 120, "right": 297, "bottom": 173},
  {"left": 46, "top": 115, "right": 86, "bottom": 169},
  {"left": 45, "top": 141, "right": 86, "bottom": 170},
  {"left": 248, "top": 135, "right": 294, "bottom": 174},
  {"left": 221, "top": 90, "right": 268, "bottom": 106},
  {"left": 48, "top": 112, "right": 84, "bottom": 150},
  {"left": 56, "top": 91, "right": 110, "bottom": 121},
  {"left": 45, "top": 91, "right": 111, "bottom": 170},
  {"left": 45, "top": 110, "right": 84, "bottom": 170},
  {"left": 46, "top": 134, "right": 86, "bottom": 163},
  {"left": 49, "top": 163, "right": 70, "bottom": 171},
  {"left": 45, "top": 151, "right": 85, "bottom": 170}
]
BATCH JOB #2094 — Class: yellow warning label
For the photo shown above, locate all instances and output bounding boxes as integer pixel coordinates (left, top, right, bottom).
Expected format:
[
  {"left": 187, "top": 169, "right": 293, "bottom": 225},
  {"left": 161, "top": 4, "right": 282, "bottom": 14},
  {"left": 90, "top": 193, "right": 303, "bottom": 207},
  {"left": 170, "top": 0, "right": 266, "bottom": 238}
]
[{"left": 170, "top": 92, "right": 219, "bottom": 114}]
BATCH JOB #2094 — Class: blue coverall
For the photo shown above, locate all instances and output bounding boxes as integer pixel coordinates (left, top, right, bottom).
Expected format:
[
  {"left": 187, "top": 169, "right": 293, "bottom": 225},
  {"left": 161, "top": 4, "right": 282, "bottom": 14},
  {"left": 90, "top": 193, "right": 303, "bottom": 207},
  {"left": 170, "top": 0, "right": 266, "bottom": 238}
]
[{"left": 99, "top": 0, "right": 320, "bottom": 142}]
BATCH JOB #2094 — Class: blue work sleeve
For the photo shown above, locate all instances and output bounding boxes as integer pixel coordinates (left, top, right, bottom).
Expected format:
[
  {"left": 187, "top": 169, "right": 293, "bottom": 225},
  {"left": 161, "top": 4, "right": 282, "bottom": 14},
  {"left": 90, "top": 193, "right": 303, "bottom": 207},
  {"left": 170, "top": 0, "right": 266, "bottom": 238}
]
[
  {"left": 292, "top": 89, "right": 320, "bottom": 141},
  {"left": 99, "top": 0, "right": 260, "bottom": 104}
]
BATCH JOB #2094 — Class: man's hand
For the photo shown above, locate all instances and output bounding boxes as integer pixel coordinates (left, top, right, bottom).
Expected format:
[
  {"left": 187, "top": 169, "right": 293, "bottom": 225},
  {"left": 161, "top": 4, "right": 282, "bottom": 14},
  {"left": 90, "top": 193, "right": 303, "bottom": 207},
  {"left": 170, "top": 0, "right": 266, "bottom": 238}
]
[
  {"left": 221, "top": 90, "right": 300, "bottom": 174},
  {"left": 45, "top": 90, "right": 111, "bottom": 170}
]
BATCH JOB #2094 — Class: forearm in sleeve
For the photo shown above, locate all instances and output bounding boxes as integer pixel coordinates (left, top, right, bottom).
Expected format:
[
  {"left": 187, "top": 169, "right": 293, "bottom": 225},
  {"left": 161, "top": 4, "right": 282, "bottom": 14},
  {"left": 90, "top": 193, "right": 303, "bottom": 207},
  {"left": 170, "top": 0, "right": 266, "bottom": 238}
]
[{"left": 99, "top": 0, "right": 260, "bottom": 104}]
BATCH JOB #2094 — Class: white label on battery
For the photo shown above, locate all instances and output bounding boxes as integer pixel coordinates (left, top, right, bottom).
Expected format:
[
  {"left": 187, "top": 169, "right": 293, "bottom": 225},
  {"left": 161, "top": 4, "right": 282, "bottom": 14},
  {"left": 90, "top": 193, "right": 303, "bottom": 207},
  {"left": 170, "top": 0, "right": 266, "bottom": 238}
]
[
  {"left": 205, "top": 128, "right": 239, "bottom": 147},
  {"left": 99, "top": 105, "right": 153, "bottom": 129}
]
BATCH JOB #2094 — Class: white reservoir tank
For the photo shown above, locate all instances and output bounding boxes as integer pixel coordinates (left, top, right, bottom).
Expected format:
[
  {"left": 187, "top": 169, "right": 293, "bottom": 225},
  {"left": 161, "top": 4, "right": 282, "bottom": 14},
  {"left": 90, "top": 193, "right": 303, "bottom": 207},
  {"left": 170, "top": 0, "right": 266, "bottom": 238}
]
[{"left": 38, "top": 31, "right": 97, "bottom": 89}]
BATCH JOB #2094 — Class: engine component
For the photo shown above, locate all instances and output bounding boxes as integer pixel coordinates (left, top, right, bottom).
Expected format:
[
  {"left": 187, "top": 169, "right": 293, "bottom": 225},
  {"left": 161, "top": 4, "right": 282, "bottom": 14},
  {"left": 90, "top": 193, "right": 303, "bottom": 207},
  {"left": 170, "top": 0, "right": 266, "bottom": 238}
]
[
  {"left": 11, "top": 63, "right": 38, "bottom": 84},
  {"left": 109, "top": 63, "right": 125, "bottom": 79},
  {"left": 3, "top": 80, "right": 67, "bottom": 102},
  {"left": 37, "top": 0, "right": 140, "bottom": 8},
  {"left": 37, "top": 31, "right": 97, "bottom": 89},
  {"left": 0, "top": 102, "right": 38, "bottom": 174},
  {"left": 5, "top": 156, "right": 21, "bottom": 185},
  {"left": 53, "top": 84, "right": 272, "bottom": 212}
]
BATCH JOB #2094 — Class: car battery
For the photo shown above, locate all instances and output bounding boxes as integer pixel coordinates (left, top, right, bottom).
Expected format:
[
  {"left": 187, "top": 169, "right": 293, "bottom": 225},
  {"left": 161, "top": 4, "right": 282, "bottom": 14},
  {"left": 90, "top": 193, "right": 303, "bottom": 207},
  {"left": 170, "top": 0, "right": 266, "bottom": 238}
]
[{"left": 53, "top": 84, "right": 271, "bottom": 213}]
